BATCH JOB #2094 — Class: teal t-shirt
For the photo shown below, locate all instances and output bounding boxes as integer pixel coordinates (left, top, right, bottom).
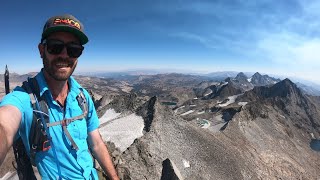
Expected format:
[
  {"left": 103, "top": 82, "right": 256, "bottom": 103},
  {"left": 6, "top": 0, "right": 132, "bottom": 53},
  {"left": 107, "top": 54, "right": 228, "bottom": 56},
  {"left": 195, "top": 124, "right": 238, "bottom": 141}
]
[{"left": 0, "top": 70, "right": 100, "bottom": 179}]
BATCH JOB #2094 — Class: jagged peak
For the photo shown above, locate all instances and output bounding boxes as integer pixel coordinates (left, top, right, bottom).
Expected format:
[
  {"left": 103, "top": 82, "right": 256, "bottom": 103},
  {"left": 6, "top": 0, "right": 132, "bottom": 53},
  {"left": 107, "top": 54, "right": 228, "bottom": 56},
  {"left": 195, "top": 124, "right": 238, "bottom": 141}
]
[
  {"left": 250, "top": 78, "right": 301, "bottom": 99},
  {"left": 252, "top": 72, "right": 262, "bottom": 77},
  {"left": 236, "top": 72, "right": 247, "bottom": 78},
  {"left": 250, "top": 72, "right": 279, "bottom": 86},
  {"left": 269, "top": 78, "right": 302, "bottom": 96},
  {"left": 234, "top": 72, "right": 247, "bottom": 80},
  {"left": 272, "top": 78, "right": 296, "bottom": 90},
  {"left": 279, "top": 78, "right": 293, "bottom": 84}
]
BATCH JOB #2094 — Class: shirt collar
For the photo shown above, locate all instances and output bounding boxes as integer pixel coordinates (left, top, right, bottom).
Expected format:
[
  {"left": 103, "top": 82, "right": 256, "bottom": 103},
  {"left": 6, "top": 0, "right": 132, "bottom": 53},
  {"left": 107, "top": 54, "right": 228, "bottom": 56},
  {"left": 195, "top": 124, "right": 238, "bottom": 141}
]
[{"left": 35, "top": 69, "right": 83, "bottom": 98}]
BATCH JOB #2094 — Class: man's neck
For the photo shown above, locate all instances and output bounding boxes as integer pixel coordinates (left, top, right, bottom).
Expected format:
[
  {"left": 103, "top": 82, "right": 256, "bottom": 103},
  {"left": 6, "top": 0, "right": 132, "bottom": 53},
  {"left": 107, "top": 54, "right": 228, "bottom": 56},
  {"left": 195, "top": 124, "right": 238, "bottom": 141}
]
[{"left": 43, "top": 71, "right": 69, "bottom": 106}]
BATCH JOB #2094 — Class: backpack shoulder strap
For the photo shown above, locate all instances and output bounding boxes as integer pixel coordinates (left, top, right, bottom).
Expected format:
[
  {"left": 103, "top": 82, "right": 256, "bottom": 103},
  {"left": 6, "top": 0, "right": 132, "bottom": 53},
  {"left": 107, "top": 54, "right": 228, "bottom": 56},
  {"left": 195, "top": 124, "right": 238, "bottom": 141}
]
[
  {"left": 22, "top": 78, "right": 50, "bottom": 165},
  {"left": 45, "top": 88, "right": 89, "bottom": 150},
  {"left": 22, "top": 80, "right": 36, "bottom": 106}
]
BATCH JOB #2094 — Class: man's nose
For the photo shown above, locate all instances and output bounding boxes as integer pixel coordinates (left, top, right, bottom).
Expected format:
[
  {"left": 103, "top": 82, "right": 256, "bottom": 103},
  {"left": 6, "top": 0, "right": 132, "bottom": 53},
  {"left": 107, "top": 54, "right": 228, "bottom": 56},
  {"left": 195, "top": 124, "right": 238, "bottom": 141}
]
[{"left": 59, "top": 46, "right": 69, "bottom": 58}]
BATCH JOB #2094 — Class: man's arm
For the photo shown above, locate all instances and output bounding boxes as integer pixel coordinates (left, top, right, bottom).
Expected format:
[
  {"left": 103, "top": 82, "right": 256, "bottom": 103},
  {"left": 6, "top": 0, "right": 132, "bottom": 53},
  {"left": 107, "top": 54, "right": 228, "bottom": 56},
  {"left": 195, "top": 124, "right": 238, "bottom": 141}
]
[
  {"left": 88, "top": 129, "right": 119, "bottom": 180},
  {"left": 0, "top": 105, "right": 21, "bottom": 165}
]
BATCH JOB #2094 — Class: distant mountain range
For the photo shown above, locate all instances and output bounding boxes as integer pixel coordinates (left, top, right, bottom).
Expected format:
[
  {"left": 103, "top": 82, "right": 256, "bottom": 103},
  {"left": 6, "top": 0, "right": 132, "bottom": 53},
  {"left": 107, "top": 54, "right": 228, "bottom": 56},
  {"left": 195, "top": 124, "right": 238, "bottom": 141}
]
[
  {"left": 76, "top": 70, "right": 320, "bottom": 96},
  {"left": 1, "top": 71, "right": 320, "bottom": 99}
]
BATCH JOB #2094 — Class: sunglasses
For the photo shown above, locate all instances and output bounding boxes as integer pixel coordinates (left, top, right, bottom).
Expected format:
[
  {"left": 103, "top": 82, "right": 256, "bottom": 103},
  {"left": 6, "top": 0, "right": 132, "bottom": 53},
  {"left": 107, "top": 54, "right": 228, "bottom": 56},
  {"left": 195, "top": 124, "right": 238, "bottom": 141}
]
[{"left": 43, "top": 39, "right": 84, "bottom": 58}]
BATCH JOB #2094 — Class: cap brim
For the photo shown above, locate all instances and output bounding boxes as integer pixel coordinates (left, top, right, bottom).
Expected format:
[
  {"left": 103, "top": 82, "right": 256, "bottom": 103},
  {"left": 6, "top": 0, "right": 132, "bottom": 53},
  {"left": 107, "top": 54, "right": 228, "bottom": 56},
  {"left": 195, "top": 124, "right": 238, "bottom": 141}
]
[{"left": 42, "top": 26, "right": 88, "bottom": 45}]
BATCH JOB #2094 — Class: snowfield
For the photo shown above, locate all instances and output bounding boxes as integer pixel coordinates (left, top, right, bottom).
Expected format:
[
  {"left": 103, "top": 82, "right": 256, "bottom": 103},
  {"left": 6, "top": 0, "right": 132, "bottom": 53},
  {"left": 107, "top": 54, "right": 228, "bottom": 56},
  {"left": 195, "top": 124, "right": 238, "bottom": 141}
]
[
  {"left": 99, "top": 108, "right": 121, "bottom": 125},
  {"left": 99, "top": 109, "right": 144, "bottom": 152},
  {"left": 218, "top": 94, "right": 242, "bottom": 107}
]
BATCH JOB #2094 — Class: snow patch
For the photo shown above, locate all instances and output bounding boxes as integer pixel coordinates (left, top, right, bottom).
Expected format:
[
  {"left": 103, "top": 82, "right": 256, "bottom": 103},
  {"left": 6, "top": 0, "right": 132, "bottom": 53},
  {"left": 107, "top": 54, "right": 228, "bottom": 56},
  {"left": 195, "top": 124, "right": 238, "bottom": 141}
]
[
  {"left": 180, "top": 110, "right": 194, "bottom": 116},
  {"left": 174, "top": 106, "right": 185, "bottom": 114},
  {"left": 204, "top": 89, "right": 213, "bottom": 97},
  {"left": 99, "top": 109, "right": 121, "bottom": 125},
  {"left": 214, "top": 114, "right": 223, "bottom": 121},
  {"left": 190, "top": 104, "right": 196, "bottom": 107},
  {"left": 311, "top": 133, "right": 315, "bottom": 139},
  {"left": 183, "top": 159, "right": 190, "bottom": 168},
  {"left": 238, "top": 102, "right": 248, "bottom": 106},
  {"left": 248, "top": 77, "right": 252, "bottom": 82},
  {"left": 221, "top": 82, "right": 228, "bottom": 86},
  {"left": 99, "top": 113, "right": 144, "bottom": 152},
  {"left": 193, "top": 97, "right": 198, "bottom": 100},
  {"left": 218, "top": 94, "right": 242, "bottom": 107},
  {"left": 197, "top": 111, "right": 205, "bottom": 114}
]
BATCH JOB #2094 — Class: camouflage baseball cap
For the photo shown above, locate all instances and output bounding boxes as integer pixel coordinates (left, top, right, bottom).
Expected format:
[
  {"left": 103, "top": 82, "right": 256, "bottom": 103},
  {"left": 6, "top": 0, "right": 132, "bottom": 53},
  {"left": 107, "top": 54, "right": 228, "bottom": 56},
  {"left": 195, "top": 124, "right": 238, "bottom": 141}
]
[{"left": 41, "top": 14, "right": 88, "bottom": 45}]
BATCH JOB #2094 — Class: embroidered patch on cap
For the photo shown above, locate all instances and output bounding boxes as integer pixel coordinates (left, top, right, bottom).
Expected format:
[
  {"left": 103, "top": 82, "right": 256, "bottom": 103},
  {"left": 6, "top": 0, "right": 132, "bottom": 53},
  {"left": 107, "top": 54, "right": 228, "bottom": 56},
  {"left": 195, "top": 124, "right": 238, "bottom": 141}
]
[{"left": 53, "top": 18, "right": 81, "bottom": 30}]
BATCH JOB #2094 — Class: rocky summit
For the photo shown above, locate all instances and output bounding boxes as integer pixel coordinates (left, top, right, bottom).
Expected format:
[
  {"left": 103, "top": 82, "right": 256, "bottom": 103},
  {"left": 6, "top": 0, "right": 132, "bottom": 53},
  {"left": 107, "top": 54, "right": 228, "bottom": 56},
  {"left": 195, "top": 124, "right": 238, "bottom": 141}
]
[
  {"left": 1, "top": 72, "right": 320, "bottom": 179},
  {"left": 111, "top": 80, "right": 320, "bottom": 179}
]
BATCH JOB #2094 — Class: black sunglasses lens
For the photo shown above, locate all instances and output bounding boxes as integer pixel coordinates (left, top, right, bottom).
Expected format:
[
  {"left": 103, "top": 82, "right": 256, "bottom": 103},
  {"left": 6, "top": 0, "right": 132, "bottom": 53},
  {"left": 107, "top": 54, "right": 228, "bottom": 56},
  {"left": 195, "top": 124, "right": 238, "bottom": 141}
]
[
  {"left": 45, "top": 40, "right": 83, "bottom": 58},
  {"left": 46, "top": 41, "right": 64, "bottom": 55},
  {"left": 67, "top": 44, "right": 83, "bottom": 58}
]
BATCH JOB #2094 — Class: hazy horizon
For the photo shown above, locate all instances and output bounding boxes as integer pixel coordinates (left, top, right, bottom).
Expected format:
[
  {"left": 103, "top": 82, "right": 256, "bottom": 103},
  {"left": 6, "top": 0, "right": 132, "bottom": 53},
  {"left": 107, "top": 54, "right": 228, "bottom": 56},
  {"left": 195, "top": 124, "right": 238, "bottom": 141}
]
[
  {"left": 4, "top": 66, "right": 320, "bottom": 88},
  {"left": 2, "top": 1, "right": 320, "bottom": 84}
]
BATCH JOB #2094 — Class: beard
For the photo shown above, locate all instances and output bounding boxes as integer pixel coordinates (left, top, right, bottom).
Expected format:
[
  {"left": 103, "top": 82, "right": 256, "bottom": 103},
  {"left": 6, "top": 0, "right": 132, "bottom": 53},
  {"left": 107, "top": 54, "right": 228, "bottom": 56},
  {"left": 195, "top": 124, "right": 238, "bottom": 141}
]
[{"left": 42, "top": 53, "right": 77, "bottom": 81}]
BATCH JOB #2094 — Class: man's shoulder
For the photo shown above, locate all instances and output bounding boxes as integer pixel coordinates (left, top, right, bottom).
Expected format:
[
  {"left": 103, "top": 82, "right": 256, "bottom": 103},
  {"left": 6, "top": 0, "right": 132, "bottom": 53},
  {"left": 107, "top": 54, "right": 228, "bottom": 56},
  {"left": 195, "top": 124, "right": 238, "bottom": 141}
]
[
  {"left": 0, "top": 86, "right": 31, "bottom": 111},
  {"left": 69, "top": 76, "right": 84, "bottom": 90},
  {"left": 69, "top": 76, "right": 91, "bottom": 98},
  {"left": 4, "top": 86, "right": 29, "bottom": 100}
]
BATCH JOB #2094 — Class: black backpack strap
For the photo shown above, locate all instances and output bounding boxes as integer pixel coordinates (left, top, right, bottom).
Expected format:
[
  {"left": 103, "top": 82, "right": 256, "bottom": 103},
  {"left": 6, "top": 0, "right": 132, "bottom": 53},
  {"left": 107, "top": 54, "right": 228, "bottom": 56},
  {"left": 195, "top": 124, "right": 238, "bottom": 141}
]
[
  {"left": 22, "top": 78, "right": 51, "bottom": 165},
  {"left": 12, "top": 138, "right": 37, "bottom": 180}
]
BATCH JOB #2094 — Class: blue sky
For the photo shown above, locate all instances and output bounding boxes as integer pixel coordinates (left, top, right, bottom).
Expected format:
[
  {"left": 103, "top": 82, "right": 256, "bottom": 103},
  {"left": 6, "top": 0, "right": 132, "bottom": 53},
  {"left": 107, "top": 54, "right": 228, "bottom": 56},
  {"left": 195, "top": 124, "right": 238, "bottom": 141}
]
[{"left": 1, "top": 0, "right": 320, "bottom": 83}]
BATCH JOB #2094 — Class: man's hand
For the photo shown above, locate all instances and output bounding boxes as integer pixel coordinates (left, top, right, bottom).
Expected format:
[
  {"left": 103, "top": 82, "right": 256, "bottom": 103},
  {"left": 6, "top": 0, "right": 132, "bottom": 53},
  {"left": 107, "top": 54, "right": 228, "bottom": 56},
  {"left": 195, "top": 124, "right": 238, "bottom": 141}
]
[
  {"left": 88, "top": 129, "right": 120, "bottom": 180},
  {"left": 0, "top": 105, "right": 21, "bottom": 165}
]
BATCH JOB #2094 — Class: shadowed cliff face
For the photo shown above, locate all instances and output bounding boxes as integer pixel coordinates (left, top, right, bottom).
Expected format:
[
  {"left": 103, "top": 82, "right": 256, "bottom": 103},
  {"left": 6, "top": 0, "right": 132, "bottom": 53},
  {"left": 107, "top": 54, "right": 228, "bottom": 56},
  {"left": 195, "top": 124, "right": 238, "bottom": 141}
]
[{"left": 239, "top": 79, "right": 320, "bottom": 134}]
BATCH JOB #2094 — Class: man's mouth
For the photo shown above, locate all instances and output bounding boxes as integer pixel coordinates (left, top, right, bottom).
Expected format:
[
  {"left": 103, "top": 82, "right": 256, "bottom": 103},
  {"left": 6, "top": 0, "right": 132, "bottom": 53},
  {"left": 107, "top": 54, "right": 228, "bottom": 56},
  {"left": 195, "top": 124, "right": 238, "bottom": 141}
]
[{"left": 55, "top": 62, "right": 71, "bottom": 68}]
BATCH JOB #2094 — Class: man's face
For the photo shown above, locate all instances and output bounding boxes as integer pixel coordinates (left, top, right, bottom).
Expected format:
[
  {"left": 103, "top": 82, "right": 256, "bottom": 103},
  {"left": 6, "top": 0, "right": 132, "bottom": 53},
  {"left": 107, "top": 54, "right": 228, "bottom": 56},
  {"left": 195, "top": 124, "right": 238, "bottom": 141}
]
[{"left": 39, "top": 32, "right": 81, "bottom": 81}]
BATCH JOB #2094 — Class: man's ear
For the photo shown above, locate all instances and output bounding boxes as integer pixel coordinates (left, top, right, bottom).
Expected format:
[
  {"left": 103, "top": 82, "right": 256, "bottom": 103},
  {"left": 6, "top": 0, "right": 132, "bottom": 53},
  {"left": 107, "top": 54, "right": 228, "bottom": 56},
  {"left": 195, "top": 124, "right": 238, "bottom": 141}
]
[{"left": 38, "top": 43, "right": 45, "bottom": 58}]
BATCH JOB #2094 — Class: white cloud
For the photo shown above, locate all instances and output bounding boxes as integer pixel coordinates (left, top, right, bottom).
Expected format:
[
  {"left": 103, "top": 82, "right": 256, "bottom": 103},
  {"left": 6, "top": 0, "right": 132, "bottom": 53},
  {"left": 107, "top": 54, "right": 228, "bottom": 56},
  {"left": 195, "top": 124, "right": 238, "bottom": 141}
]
[
  {"left": 257, "top": 31, "right": 320, "bottom": 66},
  {"left": 253, "top": 30, "right": 320, "bottom": 83},
  {"left": 294, "top": 40, "right": 320, "bottom": 63}
]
